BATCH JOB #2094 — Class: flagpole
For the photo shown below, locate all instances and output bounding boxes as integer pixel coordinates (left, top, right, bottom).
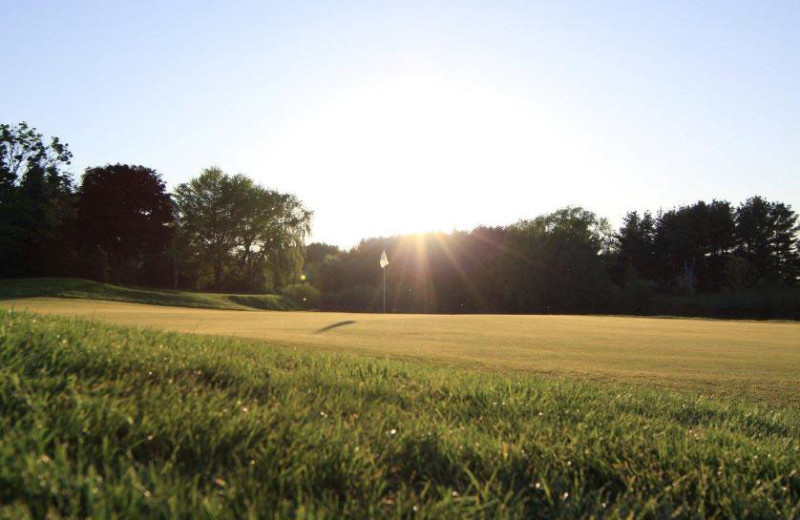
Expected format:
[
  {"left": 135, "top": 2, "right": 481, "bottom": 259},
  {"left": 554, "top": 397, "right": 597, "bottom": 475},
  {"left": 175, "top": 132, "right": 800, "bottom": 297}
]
[{"left": 380, "top": 249, "right": 388, "bottom": 313}]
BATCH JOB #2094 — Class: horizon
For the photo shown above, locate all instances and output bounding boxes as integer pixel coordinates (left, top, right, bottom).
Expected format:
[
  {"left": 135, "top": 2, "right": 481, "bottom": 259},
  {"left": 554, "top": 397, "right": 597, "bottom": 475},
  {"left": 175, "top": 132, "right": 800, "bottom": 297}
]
[{"left": 2, "top": 0, "right": 799, "bottom": 248}]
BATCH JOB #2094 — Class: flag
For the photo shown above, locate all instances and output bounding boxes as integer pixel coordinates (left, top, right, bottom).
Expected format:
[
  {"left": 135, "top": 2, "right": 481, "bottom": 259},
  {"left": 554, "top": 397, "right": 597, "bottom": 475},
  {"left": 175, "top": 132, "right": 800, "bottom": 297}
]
[{"left": 380, "top": 249, "right": 389, "bottom": 269}]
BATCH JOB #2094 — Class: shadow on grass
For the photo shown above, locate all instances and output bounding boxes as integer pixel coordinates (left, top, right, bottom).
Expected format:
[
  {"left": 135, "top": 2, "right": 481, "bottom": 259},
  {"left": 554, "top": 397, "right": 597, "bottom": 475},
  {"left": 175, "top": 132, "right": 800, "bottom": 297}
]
[{"left": 314, "top": 320, "right": 357, "bottom": 334}]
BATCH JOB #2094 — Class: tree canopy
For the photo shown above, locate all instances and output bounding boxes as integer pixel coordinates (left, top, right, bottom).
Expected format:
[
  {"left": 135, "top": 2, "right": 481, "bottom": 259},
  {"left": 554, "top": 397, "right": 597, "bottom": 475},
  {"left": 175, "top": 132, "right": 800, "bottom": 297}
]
[
  {"left": 0, "top": 122, "right": 74, "bottom": 277},
  {"left": 304, "top": 202, "right": 799, "bottom": 317},
  {"left": 3, "top": 120, "right": 799, "bottom": 318},
  {"left": 75, "top": 164, "right": 174, "bottom": 285},
  {"left": 173, "top": 167, "right": 312, "bottom": 292}
]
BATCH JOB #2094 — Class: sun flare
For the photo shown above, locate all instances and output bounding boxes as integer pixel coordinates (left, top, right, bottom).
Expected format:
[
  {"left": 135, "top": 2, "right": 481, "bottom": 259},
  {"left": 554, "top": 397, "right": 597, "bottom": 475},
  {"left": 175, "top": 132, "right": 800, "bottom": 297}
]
[{"left": 262, "top": 73, "right": 612, "bottom": 246}]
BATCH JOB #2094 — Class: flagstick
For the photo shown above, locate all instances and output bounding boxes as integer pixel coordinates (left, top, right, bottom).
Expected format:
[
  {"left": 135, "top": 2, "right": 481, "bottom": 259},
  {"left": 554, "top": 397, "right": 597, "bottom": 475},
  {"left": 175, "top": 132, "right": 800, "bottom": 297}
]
[{"left": 379, "top": 249, "right": 389, "bottom": 313}]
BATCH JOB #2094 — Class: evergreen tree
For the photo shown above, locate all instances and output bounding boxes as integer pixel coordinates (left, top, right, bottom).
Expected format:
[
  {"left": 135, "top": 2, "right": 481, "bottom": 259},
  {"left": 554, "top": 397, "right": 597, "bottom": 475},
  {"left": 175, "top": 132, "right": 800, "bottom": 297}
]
[{"left": 735, "top": 196, "right": 800, "bottom": 285}]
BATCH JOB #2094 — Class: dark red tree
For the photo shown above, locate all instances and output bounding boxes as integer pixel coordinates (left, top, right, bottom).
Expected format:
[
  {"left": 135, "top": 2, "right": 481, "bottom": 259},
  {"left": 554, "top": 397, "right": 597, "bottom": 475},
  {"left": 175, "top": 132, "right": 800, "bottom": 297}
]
[{"left": 76, "top": 164, "right": 174, "bottom": 285}]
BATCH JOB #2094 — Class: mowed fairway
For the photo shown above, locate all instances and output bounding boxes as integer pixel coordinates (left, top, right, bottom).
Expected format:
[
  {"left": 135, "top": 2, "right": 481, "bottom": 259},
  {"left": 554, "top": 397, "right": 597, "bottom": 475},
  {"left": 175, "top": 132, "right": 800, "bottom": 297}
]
[{"left": 4, "top": 297, "right": 799, "bottom": 403}]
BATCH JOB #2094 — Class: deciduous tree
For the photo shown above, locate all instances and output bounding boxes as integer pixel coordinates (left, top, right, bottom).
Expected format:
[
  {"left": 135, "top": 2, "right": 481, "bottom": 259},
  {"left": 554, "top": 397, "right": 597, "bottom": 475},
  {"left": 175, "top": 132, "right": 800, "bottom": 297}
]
[
  {"left": 75, "top": 164, "right": 174, "bottom": 285},
  {"left": 0, "top": 122, "right": 74, "bottom": 277},
  {"left": 174, "top": 167, "right": 311, "bottom": 292}
]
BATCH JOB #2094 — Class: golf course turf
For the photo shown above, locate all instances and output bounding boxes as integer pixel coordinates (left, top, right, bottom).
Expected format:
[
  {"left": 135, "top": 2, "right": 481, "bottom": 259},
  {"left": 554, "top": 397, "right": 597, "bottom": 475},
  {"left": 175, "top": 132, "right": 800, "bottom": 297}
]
[
  {"left": 1, "top": 293, "right": 799, "bottom": 517},
  {"left": 2, "top": 296, "right": 799, "bottom": 405}
]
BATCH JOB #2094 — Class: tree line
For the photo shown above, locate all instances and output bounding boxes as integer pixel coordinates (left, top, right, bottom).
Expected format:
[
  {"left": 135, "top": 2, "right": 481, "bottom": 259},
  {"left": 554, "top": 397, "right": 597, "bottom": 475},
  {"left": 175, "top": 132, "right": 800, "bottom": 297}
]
[
  {"left": 3, "top": 122, "right": 798, "bottom": 318},
  {"left": 0, "top": 122, "right": 310, "bottom": 293},
  {"left": 305, "top": 205, "right": 800, "bottom": 318}
]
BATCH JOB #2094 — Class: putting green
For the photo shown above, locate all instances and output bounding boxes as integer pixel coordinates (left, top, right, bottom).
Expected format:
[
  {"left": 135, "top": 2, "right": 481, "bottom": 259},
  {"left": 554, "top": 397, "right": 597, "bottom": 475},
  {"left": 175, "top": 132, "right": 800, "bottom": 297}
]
[{"left": 4, "top": 297, "right": 799, "bottom": 402}]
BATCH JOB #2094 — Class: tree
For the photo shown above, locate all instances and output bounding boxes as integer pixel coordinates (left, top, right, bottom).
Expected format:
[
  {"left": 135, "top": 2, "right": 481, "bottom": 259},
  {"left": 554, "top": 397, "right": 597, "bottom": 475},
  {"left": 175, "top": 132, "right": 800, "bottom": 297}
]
[
  {"left": 463, "top": 226, "right": 507, "bottom": 312},
  {"left": 653, "top": 200, "right": 735, "bottom": 292},
  {"left": 173, "top": 167, "right": 311, "bottom": 292},
  {"left": 75, "top": 164, "right": 174, "bottom": 285},
  {"left": 735, "top": 196, "right": 800, "bottom": 285},
  {"left": 173, "top": 168, "right": 236, "bottom": 289},
  {"left": 234, "top": 185, "right": 311, "bottom": 291},
  {"left": 303, "top": 242, "right": 343, "bottom": 290},
  {"left": 502, "top": 207, "right": 615, "bottom": 313},
  {"left": 0, "top": 122, "right": 74, "bottom": 277},
  {"left": 770, "top": 202, "right": 800, "bottom": 284},
  {"left": 615, "top": 210, "right": 657, "bottom": 283}
]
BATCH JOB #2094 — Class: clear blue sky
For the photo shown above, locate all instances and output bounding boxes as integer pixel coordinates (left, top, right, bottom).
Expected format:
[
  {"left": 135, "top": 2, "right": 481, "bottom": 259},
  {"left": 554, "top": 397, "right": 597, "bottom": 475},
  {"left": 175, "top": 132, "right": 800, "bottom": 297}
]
[{"left": 2, "top": 0, "right": 799, "bottom": 247}]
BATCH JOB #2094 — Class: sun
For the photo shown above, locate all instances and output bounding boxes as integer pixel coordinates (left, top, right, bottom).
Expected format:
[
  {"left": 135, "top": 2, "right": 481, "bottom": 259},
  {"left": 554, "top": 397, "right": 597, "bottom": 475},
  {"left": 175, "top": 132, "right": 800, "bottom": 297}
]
[{"left": 261, "top": 71, "right": 604, "bottom": 246}]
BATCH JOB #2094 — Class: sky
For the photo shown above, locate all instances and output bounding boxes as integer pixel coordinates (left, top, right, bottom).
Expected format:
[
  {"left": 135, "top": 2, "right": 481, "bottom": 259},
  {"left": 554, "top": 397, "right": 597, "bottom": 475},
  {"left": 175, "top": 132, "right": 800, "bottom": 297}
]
[{"left": 2, "top": 1, "right": 799, "bottom": 248}]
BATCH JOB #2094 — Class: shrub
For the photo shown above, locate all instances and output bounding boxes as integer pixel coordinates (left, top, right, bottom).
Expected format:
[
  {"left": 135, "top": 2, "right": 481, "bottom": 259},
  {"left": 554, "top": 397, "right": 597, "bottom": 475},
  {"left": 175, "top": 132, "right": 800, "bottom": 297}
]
[{"left": 281, "top": 283, "right": 320, "bottom": 309}]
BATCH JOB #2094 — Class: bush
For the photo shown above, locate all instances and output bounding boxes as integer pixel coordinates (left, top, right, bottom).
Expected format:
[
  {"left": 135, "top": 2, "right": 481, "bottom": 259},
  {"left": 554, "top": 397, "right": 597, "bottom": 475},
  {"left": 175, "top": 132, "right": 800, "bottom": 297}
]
[
  {"left": 619, "top": 278, "right": 656, "bottom": 313},
  {"left": 320, "top": 285, "right": 380, "bottom": 312},
  {"left": 281, "top": 284, "right": 320, "bottom": 309},
  {"left": 83, "top": 246, "right": 111, "bottom": 283}
]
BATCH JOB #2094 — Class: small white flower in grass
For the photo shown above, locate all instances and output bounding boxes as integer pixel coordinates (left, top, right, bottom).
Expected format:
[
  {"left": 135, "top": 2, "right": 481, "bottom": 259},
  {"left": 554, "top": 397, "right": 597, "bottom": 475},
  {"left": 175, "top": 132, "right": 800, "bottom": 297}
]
[
  {"left": 388, "top": 428, "right": 397, "bottom": 436},
  {"left": 451, "top": 491, "right": 459, "bottom": 497},
  {"left": 561, "top": 492, "right": 569, "bottom": 500},
  {"left": 534, "top": 482, "right": 541, "bottom": 490},
  {"left": 538, "top": 412, "right": 543, "bottom": 417},
  {"left": 412, "top": 505, "right": 419, "bottom": 513},
  {"left": 320, "top": 411, "right": 328, "bottom": 418}
]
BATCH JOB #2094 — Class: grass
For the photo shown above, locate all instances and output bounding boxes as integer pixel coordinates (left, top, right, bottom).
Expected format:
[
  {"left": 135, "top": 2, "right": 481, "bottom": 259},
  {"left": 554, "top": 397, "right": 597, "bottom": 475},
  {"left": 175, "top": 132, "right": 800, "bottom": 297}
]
[
  {"left": 3, "top": 297, "right": 800, "bottom": 405},
  {"left": 1, "top": 309, "right": 799, "bottom": 518},
  {"left": 0, "top": 278, "right": 297, "bottom": 311}
]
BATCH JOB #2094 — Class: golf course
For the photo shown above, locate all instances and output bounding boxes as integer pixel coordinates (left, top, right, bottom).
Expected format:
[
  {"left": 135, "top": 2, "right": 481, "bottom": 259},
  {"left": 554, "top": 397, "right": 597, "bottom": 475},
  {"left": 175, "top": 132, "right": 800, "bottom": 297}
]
[
  {"left": 2, "top": 296, "right": 800, "bottom": 404},
  {"left": 2, "top": 281, "right": 800, "bottom": 517},
  {"left": 7, "top": 1, "right": 800, "bottom": 515}
]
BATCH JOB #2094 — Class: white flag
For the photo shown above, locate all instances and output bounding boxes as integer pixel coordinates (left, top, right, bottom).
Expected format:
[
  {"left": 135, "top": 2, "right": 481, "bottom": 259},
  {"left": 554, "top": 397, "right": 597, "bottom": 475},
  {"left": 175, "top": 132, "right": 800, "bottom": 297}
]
[{"left": 380, "top": 249, "right": 389, "bottom": 269}]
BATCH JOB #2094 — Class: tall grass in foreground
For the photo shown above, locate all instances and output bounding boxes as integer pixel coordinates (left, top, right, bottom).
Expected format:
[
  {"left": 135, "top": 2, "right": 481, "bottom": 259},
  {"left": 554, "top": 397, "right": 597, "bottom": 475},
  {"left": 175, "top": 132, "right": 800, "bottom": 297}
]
[{"left": 1, "top": 310, "right": 799, "bottom": 518}]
